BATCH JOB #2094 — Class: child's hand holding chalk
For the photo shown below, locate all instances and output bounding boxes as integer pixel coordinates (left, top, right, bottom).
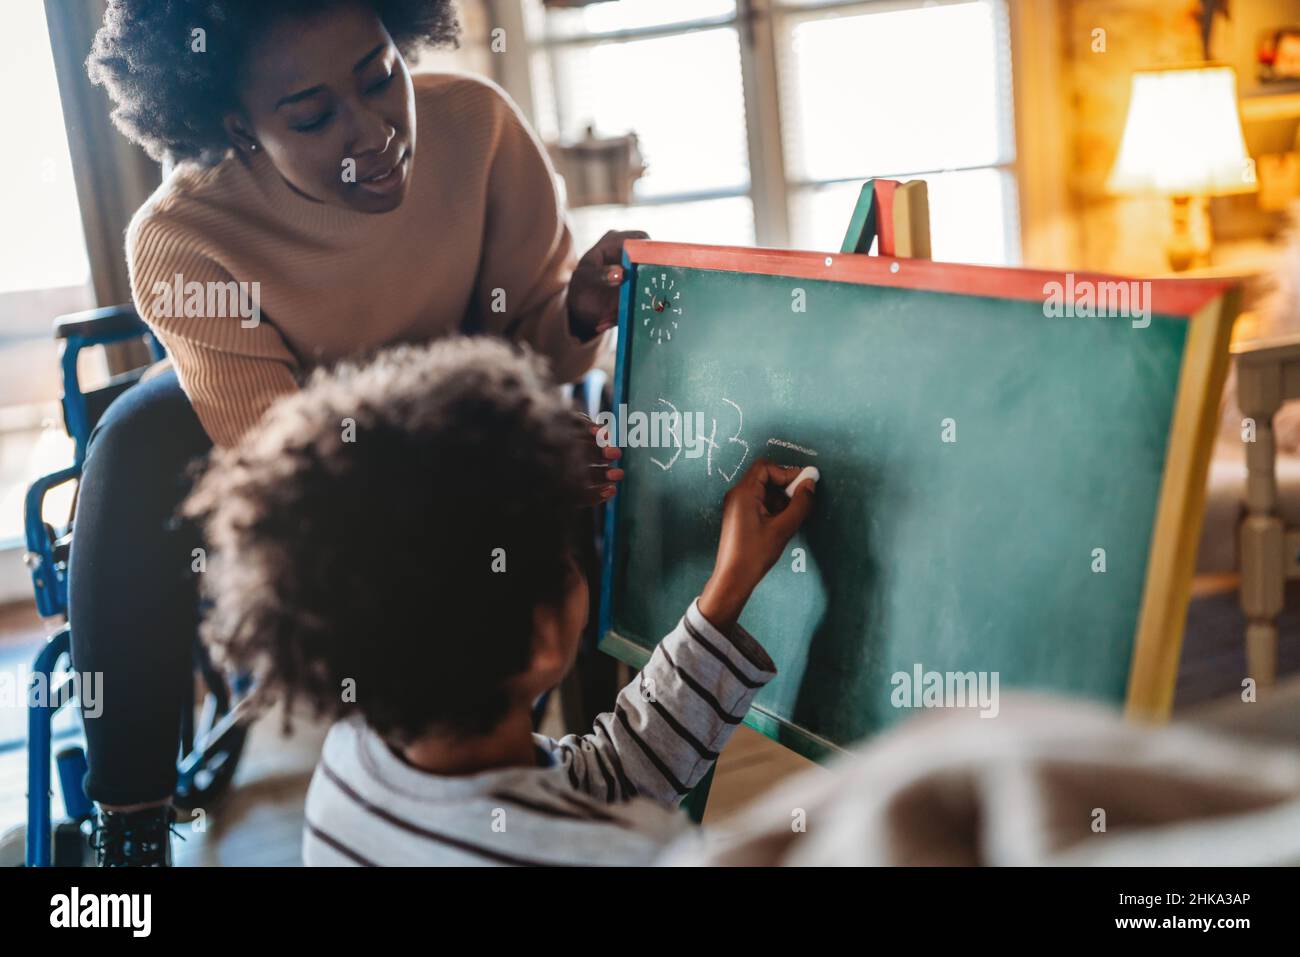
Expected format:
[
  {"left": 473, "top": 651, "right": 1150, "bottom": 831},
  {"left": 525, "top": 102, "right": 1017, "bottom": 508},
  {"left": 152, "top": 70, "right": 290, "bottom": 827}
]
[
  {"left": 699, "top": 459, "right": 818, "bottom": 633},
  {"left": 785, "top": 466, "right": 820, "bottom": 498}
]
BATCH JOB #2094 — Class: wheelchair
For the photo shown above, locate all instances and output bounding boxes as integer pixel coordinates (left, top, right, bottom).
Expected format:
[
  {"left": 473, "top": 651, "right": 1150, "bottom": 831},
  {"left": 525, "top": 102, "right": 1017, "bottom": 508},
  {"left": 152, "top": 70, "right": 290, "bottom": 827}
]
[
  {"left": 18, "top": 305, "right": 251, "bottom": 867},
  {"left": 14, "top": 304, "right": 619, "bottom": 867}
]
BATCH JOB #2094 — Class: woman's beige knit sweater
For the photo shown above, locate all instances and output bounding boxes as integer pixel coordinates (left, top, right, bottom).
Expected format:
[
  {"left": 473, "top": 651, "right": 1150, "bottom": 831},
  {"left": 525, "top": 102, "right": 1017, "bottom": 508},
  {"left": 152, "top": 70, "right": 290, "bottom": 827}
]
[{"left": 126, "top": 72, "right": 600, "bottom": 447}]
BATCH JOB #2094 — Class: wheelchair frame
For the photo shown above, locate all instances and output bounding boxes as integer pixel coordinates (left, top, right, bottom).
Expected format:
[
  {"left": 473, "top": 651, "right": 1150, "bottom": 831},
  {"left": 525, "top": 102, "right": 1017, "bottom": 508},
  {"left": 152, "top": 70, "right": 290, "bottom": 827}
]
[
  {"left": 21, "top": 306, "right": 616, "bottom": 866},
  {"left": 23, "top": 306, "right": 249, "bottom": 867}
]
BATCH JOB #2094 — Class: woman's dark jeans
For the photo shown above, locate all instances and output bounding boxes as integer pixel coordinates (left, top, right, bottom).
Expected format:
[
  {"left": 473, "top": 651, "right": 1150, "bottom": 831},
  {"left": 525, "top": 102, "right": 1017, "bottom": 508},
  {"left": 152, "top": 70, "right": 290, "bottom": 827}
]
[{"left": 68, "top": 368, "right": 212, "bottom": 806}]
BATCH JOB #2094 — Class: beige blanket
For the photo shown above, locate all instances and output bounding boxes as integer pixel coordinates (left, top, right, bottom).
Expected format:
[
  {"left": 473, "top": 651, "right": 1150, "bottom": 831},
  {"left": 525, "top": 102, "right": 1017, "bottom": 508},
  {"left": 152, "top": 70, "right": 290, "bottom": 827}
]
[{"left": 665, "top": 692, "right": 1300, "bottom": 866}]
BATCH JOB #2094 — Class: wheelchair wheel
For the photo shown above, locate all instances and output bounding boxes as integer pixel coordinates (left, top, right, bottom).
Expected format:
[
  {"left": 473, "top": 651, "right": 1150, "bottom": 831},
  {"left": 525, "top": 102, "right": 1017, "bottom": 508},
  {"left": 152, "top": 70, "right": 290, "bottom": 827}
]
[
  {"left": 173, "top": 721, "right": 248, "bottom": 812},
  {"left": 0, "top": 823, "right": 24, "bottom": 866},
  {"left": 172, "top": 657, "right": 251, "bottom": 812}
]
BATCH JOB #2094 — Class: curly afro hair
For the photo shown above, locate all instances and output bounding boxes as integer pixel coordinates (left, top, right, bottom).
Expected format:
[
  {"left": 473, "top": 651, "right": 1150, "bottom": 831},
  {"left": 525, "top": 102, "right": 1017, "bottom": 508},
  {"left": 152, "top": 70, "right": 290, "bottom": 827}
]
[
  {"left": 183, "top": 338, "right": 592, "bottom": 741},
  {"left": 89, "top": 0, "right": 460, "bottom": 164}
]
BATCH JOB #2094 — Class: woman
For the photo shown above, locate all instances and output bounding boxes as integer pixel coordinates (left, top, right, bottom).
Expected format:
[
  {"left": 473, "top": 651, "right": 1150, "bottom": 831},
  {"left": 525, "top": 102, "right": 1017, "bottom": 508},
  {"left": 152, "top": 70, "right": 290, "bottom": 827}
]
[{"left": 74, "top": 0, "right": 633, "bottom": 865}]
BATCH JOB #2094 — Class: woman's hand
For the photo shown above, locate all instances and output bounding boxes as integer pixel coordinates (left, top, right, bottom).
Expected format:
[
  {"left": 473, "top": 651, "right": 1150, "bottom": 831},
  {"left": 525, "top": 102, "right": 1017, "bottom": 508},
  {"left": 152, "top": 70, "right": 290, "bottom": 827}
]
[
  {"left": 698, "top": 460, "right": 818, "bottom": 633},
  {"left": 576, "top": 413, "right": 624, "bottom": 506},
  {"left": 568, "top": 229, "right": 649, "bottom": 340}
]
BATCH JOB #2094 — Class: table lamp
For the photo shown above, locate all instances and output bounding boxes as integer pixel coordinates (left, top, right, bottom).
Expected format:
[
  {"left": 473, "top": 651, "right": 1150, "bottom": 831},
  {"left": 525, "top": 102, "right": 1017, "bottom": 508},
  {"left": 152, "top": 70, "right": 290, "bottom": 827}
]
[{"left": 1107, "top": 65, "right": 1257, "bottom": 271}]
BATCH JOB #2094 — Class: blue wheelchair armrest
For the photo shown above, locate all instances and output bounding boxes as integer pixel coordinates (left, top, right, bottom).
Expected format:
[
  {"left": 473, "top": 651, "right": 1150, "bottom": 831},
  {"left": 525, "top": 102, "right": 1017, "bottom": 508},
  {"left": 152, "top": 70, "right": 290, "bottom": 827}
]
[
  {"left": 54, "top": 305, "right": 150, "bottom": 343},
  {"left": 23, "top": 466, "right": 79, "bottom": 619},
  {"left": 54, "top": 305, "right": 166, "bottom": 465}
]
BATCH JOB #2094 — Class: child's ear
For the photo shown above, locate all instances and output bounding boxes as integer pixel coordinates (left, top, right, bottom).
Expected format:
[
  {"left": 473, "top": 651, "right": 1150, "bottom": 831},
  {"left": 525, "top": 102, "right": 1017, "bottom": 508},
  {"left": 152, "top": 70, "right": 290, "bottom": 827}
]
[{"left": 526, "top": 602, "right": 572, "bottom": 690}]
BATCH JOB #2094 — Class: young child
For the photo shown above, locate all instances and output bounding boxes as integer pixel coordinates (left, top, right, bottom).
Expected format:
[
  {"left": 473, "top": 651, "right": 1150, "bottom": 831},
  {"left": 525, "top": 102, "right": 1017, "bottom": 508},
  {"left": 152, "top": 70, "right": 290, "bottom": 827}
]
[{"left": 185, "top": 338, "right": 816, "bottom": 865}]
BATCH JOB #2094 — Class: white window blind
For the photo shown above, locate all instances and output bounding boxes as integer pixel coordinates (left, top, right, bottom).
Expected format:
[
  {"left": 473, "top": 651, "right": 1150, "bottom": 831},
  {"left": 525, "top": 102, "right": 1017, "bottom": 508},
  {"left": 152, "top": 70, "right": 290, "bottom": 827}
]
[
  {"left": 524, "top": 0, "right": 756, "bottom": 249},
  {"left": 482, "top": 0, "right": 1021, "bottom": 263},
  {"left": 775, "top": 0, "right": 1019, "bottom": 263}
]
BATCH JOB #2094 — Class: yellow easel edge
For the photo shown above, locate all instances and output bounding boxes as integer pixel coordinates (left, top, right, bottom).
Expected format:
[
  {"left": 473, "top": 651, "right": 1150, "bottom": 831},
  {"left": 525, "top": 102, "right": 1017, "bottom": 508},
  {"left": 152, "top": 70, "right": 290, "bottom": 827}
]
[{"left": 1126, "top": 287, "right": 1241, "bottom": 722}]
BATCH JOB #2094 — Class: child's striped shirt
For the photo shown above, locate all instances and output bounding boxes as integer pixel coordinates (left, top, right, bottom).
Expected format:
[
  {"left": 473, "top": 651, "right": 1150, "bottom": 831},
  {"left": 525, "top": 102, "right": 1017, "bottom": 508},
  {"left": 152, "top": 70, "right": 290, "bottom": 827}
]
[{"left": 302, "top": 599, "right": 776, "bottom": 866}]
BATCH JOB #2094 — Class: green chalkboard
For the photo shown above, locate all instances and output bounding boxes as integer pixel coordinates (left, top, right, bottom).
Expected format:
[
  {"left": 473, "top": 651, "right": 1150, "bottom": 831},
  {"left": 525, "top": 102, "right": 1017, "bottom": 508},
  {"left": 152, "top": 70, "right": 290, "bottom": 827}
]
[{"left": 598, "top": 241, "right": 1236, "bottom": 760}]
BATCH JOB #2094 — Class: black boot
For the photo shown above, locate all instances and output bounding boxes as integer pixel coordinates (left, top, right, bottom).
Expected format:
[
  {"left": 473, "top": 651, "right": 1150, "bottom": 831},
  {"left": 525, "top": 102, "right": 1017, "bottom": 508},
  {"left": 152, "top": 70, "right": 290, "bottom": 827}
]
[{"left": 89, "top": 805, "right": 175, "bottom": 866}]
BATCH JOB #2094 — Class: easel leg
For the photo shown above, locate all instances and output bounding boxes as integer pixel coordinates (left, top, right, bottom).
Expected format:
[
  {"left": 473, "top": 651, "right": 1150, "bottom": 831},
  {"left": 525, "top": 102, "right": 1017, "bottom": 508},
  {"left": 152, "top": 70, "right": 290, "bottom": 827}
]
[{"left": 680, "top": 765, "right": 716, "bottom": 824}]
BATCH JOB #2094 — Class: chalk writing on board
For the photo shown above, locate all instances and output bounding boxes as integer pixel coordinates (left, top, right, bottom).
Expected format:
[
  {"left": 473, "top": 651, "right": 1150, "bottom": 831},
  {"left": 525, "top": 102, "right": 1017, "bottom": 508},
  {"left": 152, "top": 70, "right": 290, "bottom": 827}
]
[
  {"left": 648, "top": 396, "right": 819, "bottom": 482},
  {"left": 648, "top": 396, "right": 733, "bottom": 475},
  {"left": 649, "top": 398, "right": 685, "bottom": 472},
  {"left": 767, "top": 438, "right": 819, "bottom": 457},
  {"left": 712, "top": 398, "right": 749, "bottom": 482}
]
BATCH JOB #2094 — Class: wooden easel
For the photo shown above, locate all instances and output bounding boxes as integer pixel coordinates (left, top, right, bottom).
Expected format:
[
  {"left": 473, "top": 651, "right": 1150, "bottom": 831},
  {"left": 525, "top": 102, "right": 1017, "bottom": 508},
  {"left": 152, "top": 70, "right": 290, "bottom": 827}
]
[
  {"left": 840, "top": 179, "right": 933, "bottom": 259},
  {"left": 678, "top": 178, "right": 933, "bottom": 822}
]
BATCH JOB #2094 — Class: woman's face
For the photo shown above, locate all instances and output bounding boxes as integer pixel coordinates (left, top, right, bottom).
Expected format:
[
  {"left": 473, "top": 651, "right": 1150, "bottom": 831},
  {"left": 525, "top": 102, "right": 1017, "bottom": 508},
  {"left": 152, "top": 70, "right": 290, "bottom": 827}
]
[{"left": 226, "top": 2, "right": 417, "bottom": 214}]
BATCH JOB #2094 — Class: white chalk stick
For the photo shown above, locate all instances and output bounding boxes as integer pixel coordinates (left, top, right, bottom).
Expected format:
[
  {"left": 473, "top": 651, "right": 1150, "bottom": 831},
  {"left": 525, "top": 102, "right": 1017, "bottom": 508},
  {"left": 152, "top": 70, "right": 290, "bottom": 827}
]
[{"left": 785, "top": 466, "right": 820, "bottom": 497}]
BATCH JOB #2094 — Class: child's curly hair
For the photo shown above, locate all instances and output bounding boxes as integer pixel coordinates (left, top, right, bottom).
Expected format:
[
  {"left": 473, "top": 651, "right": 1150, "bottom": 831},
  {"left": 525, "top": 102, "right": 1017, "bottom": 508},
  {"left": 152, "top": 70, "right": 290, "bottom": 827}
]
[
  {"left": 184, "top": 339, "right": 591, "bottom": 741},
  {"left": 88, "top": 0, "right": 460, "bottom": 164}
]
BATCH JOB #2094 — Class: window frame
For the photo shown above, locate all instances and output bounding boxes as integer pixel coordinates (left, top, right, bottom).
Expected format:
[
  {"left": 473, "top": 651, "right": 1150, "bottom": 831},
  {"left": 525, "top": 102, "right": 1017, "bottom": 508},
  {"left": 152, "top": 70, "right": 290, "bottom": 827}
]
[{"left": 485, "top": 0, "right": 1025, "bottom": 256}]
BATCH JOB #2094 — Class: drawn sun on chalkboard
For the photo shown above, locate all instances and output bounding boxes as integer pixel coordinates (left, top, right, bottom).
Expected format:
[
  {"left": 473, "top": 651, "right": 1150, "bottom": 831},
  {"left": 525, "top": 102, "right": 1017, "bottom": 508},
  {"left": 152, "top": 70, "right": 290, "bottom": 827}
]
[{"left": 640, "top": 272, "right": 683, "bottom": 344}]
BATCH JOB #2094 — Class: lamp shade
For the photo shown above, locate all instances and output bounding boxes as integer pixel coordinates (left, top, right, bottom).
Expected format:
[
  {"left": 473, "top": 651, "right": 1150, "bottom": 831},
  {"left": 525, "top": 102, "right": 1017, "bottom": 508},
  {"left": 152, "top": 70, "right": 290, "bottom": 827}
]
[{"left": 1107, "top": 66, "right": 1257, "bottom": 197}]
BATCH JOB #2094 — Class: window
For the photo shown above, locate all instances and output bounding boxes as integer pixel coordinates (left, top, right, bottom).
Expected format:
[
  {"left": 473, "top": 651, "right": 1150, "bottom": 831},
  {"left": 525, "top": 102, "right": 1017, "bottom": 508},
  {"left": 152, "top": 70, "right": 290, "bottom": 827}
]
[
  {"left": 776, "top": 0, "right": 1019, "bottom": 262},
  {"left": 0, "top": 3, "right": 92, "bottom": 548},
  {"left": 0, "top": 5, "right": 91, "bottom": 302},
  {"left": 524, "top": 0, "right": 756, "bottom": 250},
  {"left": 512, "top": 0, "right": 1019, "bottom": 262}
]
